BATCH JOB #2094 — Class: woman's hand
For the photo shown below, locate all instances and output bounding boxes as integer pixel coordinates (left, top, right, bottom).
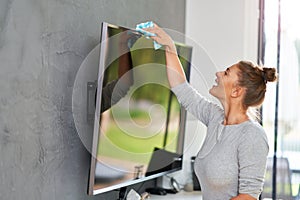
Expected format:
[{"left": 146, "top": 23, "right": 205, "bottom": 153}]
[
  {"left": 143, "top": 23, "right": 177, "bottom": 53},
  {"left": 143, "top": 22, "right": 186, "bottom": 88}
]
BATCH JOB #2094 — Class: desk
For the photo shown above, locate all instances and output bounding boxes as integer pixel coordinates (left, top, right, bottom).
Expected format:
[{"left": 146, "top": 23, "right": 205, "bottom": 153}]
[{"left": 148, "top": 191, "right": 202, "bottom": 200}]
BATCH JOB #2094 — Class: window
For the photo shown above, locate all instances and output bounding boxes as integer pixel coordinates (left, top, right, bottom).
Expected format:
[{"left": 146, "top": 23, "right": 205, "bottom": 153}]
[{"left": 261, "top": 0, "right": 300, "bottom": 199}]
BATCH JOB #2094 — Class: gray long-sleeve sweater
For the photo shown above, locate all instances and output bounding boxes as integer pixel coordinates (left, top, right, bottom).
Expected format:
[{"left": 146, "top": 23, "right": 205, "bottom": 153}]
[{"left": 172, "top": 81, "right": 269, "bottom": 200}]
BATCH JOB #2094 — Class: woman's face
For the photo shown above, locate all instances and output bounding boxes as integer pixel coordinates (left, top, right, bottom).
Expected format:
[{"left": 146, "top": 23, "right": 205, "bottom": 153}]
[{"left": 209, "top": 64, "right": 241, "bottom": 101}]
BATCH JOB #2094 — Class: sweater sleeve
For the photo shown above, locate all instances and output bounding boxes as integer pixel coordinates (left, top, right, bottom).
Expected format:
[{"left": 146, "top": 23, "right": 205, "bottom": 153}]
[
  {"left": 237, "top": 125, "right": 269, "bottom": 198},
  {"left": 171, "top": 81, "right": 223, "bottom": 126}
]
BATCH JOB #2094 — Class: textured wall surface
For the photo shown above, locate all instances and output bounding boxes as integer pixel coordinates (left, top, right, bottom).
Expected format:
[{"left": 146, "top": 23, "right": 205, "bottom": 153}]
[{"left": 0, "top": 0, "right": 186, "bottom": 199}]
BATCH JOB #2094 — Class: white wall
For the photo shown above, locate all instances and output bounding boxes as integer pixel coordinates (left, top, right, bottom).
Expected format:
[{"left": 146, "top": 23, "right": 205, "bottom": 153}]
[
  {"left": 186, "top": 0, "right": 259, "bottom": 67},
  {"left": 167, "top": 0, "right": 260, "bottom": 188}
]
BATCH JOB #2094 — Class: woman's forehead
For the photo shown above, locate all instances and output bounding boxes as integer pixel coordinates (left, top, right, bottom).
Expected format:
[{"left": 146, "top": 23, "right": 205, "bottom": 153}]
[
  {"left": 221, "top": 64, "right": 239, "bottom": 72},
  {"left": 226, "top": 64, "right": 240, "bottom": 79},
  {"left": 228, "top": 64, "right": 240, "bottom": 72},
  {"left": 229, "top": 64, "right": 239, "bottom": 70}
]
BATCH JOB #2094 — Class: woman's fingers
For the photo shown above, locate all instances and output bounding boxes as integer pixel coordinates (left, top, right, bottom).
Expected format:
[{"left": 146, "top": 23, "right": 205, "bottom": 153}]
[{"left": 143, "top": 26, "right": 173, "bottom": 46}]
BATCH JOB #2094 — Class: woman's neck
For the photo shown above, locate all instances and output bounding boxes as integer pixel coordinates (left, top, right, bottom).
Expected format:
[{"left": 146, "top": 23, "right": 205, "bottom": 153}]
[
  {"left": 221, "top": 100, "right": 249, "bottom": 125},
  {"left": 223, "top": 114, "right": 249, "bottom": 125}
]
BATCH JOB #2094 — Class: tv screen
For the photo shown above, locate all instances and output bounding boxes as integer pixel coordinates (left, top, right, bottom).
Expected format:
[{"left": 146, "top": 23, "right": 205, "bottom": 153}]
[{"left": 87, "top": 22, "right": 192, "bottom": 195}]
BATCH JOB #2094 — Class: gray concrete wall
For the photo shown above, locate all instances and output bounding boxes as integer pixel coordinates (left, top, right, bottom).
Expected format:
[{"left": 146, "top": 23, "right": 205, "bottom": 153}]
[{"left": 0, "top": 0, "right": 186, "bottom": 199}]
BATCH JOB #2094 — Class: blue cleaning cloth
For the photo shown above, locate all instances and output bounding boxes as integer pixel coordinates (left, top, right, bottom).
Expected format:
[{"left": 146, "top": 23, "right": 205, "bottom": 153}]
[{"left": 136, "top": 21, "right": 162, "bottom": 50}]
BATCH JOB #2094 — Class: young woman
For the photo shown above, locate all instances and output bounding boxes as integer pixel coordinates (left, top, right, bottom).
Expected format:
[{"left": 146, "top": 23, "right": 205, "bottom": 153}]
[{"left": 144, "top": 24, "right": 277, "bottom": 200}]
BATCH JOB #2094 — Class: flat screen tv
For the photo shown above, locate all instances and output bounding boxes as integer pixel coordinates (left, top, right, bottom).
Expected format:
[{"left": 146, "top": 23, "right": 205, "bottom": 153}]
[{"left": 87, "top": 22, "right": 192, "bottom": 195}]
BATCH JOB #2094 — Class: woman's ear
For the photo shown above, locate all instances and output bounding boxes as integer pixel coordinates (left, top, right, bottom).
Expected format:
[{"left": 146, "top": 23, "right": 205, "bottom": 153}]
[{"left": 231, "top": 84, "right": 244, "bottom": 98}]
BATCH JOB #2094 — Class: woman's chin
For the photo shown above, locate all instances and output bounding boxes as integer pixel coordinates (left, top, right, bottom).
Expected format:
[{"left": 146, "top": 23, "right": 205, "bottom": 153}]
[
  {"left": 209, "top": 87, "right": 215, "bottom": 97},
  {"left": 209, "top": 85, "right": 216, "bottom": 94},
  {"left": 209, "top": 86, "right": 221, "bottom": 99}
]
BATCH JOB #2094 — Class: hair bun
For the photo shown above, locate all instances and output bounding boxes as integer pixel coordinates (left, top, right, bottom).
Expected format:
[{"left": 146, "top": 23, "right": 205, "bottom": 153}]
[{"left": 262, "top": 67, "right": 277, "bottom": 82}]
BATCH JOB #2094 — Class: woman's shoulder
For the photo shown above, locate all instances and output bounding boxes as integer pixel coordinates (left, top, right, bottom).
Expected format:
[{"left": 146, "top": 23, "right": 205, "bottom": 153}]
[
  {"left": 237, "top": 120, "right": 269, "bottom": 158},
  {"left": 241, "top": 120, "right": 268, "bottom": 144},
  {"left": 246, "top": 120, "right": 264, "bottom": 130}
]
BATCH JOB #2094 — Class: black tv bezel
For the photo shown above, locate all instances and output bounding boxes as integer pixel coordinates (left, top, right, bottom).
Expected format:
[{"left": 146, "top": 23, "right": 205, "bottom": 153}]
[{"left": 87, "top": 22, "right": 192, "bottom": 196}]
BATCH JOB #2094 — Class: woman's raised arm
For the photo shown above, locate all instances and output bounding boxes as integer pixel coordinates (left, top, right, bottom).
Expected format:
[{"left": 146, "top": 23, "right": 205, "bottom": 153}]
[{"left": 144, "top": 23, "right": 187, "bottom": 88}]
